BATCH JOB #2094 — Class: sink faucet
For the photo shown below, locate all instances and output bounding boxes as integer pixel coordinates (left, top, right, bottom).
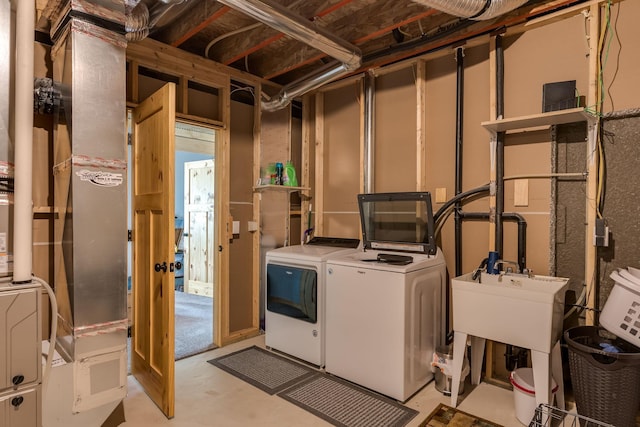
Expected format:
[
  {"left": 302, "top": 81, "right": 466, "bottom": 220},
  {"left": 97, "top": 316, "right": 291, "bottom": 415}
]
[
  {"left": 495, "top": 260, "right": 520, "bottom": 274},
  {"left": 496, "top": 260, "right": 534, "bottom": 281}
]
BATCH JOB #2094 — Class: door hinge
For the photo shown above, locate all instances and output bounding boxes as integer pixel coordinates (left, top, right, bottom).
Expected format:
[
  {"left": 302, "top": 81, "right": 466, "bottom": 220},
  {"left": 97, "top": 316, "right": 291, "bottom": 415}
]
[{"left": 128, "top": 230, "right": 133, "bottom": 241}]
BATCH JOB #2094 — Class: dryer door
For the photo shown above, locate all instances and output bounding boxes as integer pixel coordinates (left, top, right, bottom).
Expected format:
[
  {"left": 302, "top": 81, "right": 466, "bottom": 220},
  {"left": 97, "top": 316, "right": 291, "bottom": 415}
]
[{"left": 266, "top": 264, "right": 317, "bottom": 323}]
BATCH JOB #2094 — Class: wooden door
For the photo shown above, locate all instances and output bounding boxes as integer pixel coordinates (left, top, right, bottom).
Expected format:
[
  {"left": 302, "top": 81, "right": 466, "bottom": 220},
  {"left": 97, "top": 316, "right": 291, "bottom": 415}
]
[
  {"left": 184, "top": 159, "right": 215, "bottom": 297},
  {"left": 131, "top": 83, "right": 176, "bottom": 418}
]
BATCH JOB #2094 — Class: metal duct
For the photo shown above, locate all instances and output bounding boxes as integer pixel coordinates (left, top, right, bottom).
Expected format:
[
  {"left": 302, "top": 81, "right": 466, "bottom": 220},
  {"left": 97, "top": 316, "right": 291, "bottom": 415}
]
[
  {"left": 263, "top": 61, "right": 352, "bottom": 112},
  {"left": 217, "top": 0, "right": 362, "bottom": 111},
  {"left": 51, "top": 12, "right": 128, "bottom": 363},
  {"left": 126, "top": 0, "right": 189, "bottom": 41},
  {"left": 411, "top": 0, "right": 530, "bottom": 20}
]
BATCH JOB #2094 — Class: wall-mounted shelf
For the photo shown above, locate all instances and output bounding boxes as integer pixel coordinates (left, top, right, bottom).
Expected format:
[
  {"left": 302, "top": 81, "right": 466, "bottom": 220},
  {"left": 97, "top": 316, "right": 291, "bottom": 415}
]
[
  {"left": 253, "top": 185, "right": 309, "bottom": 193},
  {"left": 481, "top": 108, "right": 596, "bottom": 133}
]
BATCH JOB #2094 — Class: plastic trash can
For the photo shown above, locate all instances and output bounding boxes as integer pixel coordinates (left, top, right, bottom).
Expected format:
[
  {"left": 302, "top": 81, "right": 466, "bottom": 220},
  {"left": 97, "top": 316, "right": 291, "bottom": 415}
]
[
  {"left": 510, "top": 367, "right": 558, "bottom": 425},
  {"left": 565, "top": 326, "right": 640, "bottom": 426}
]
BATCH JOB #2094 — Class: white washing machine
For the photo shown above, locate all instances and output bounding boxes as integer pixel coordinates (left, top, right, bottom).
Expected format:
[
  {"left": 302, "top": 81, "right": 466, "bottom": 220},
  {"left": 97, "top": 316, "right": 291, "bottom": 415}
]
[
  {"left": 324, "top": 192, "right": 447, "bottom": 402},
  {"left": 265, "top": 237, "right": 359, "bottom": 367}
]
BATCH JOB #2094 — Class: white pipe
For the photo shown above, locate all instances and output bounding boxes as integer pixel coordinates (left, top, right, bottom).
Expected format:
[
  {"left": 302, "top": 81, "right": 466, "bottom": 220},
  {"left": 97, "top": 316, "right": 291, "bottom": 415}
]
[
  {"left": 14, "top": 0, "right": 34, "bottom": 283},
  {"left": 33, "top": 275, "right": 58, "bottom": 395}
]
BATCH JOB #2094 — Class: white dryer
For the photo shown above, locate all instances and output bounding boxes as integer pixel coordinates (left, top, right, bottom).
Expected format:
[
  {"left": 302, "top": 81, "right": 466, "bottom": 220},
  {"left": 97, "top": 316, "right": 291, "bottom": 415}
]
[
  {"left": 265, "top": 238, "right": 359, "bottom": 367},
  {"left": 324, "top": 192, "right": 447, "bottom": 402}
]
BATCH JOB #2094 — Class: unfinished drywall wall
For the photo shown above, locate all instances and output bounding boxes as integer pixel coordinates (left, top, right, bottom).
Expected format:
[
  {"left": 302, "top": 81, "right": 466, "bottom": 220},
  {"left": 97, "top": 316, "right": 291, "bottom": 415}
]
[
  {"left": 602, "top": 0, "right": 640, "bottom": 113},
  {"left": 259, "top": 107, "right": 291, "bottom": 246},
  {"left": 374, "top": 68, "right": 417, "bottom": 192},
  {"left": 319, "top": 83, "right": 362, "bottom": 238},
  {"left": 424, "top": 45, "right": 492, "bottom": 277},
  {"left": 229, "top": 100, "right": 255, "bottom": 332},
  {"left": 290, "top": 114, "right": 302, "bottom": 243}
]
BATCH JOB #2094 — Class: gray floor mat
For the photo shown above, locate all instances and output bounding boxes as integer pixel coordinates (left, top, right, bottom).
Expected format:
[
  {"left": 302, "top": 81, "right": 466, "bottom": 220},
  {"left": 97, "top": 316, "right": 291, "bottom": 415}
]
[
  {"left": 207, "top": 346, "right": 317, "bottom": 394},
  {"left": 278, "top": 373, "right": 418, "bottom": 427}
]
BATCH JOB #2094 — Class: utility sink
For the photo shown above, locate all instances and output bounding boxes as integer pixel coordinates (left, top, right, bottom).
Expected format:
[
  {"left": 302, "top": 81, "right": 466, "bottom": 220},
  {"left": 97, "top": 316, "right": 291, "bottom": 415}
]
[{"left": 452, "top": 271, "right": 569, "bottom": 353}]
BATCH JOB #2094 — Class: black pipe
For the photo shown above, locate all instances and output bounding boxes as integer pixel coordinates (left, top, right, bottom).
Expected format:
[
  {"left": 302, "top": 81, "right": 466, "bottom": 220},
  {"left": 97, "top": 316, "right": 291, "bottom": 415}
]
[
  {"left": 495, "top": 33, "right": 518, "bottom": 372},
  {"left": 458, "top": 211, "right": 527, "bottom": 272},
  {"left": 504, "top": 213, "right": 527, "bottom": 271},
  {"left": 495, "top": 34, "right": 505, "bottom": 257},
  {"left": 454, "top": 46, "right": 464, "bottom": 277}
]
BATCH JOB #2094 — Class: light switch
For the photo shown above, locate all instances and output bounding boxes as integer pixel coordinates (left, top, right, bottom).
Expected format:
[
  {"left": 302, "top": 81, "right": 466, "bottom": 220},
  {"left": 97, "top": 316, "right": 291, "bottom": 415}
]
[
  {"left": 435, "top": 187, "right": 447, "bottom": 204},
  {"left": 247, "top": 221, "right": 258, "bottom": 232},
  {"left": 232, "top": 221, "right": 240, "bottom": 234},
  {"left": 514, "top": 179, "right": 529, "bottom": 207}
]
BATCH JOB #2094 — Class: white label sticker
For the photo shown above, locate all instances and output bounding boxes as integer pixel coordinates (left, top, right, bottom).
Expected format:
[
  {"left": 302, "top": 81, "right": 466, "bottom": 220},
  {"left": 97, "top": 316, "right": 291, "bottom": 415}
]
[
  {"left": 0, "top": 255, "right": 7, "bottom": 274},
  {"left": 76, "top": 170, "right": 123, "bottom": 187},
  {"left": 0, "top": 232, "right": 5, "bottom": 252}
]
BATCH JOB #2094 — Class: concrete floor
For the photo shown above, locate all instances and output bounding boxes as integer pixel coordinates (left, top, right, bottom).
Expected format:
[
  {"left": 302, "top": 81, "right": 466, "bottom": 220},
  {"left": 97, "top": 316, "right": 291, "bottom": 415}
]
[{"left": 120, "top": 334, "right": 548, "bottom": 427}]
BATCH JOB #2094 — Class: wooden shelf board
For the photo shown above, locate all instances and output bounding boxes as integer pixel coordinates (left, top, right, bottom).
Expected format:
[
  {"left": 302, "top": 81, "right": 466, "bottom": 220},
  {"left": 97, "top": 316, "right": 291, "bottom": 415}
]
[
  {"left": 253, "top": 185, "right": 310, "bottom": 193},
  {"left": 481, "top": 108, "right": 596, "bottom": 133},
  {"left": 33, "top": 206, "right": 57, "bottom": 214}
]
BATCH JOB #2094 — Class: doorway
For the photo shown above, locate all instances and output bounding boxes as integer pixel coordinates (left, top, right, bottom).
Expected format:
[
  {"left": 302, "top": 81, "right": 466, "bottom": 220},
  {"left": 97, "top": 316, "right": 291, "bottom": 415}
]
[
  {"left": 174, "top": 121, "right": 217, "bottom": 359},
  {"left": 127, "top": 118, "right": 218, "bottom": 365}
]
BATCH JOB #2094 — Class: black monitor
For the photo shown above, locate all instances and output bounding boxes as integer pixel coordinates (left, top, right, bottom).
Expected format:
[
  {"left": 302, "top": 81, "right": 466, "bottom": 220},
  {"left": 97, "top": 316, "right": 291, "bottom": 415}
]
[{"left": 357, "top": 192, "right": 437, "bottom": 255}]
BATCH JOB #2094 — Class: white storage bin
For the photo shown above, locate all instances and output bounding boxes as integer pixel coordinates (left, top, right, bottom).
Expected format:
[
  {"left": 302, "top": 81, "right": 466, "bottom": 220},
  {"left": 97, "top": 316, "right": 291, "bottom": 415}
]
[
  {"left": 601, "top": 270, "right": 640, "bottom": 348},
  {"left": 510, "top": 368, "right": 557, "bottom": 426}
]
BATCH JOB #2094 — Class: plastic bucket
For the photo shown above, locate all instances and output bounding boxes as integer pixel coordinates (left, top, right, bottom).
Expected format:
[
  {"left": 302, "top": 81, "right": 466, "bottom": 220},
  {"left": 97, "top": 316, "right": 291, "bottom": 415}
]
[
  {"left": 510, "top": 368, "right": 557, "bottom": 426},
  {"left": 565, "top": 326, "right": 640, "bottom": 426}
]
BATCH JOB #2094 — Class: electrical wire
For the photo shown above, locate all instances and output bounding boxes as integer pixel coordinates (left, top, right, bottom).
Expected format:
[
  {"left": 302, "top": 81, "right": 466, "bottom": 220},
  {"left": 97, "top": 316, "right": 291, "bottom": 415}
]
[
  {"left": 204, "top": 0, "right": 305, "bottom": 60},
  {"left": 433, "top": 184, "right": 490, "bottom": 224},
  {"left": 33, "top": 275, "right": 58, "bottom": 396},
  {"left": 205, "top": 23, "right": 262, "bottom": 59}
]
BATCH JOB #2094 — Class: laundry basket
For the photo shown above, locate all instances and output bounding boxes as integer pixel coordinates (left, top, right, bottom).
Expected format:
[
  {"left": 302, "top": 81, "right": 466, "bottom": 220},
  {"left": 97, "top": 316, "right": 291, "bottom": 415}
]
[
  {"left": 529, "top": 404, "right": 615, "bottom": 427},
  {"left": 564, "top": 326, "right": 640, "bottom": 426},
  {"left": 600, "top": 269, "right": 640, "bottom": 348}
]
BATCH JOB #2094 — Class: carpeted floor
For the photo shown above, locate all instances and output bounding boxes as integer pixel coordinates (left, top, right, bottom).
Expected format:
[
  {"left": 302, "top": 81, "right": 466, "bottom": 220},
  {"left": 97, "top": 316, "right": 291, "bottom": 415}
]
[
  {"left": 175, "top": 290, "right": 215, "bottom": 360},
  {"left": 418, "top": 403, "right": 503, "bottom": 427},
  {"left": 129, "top": 290, "right": 215, "bottom": 372}
]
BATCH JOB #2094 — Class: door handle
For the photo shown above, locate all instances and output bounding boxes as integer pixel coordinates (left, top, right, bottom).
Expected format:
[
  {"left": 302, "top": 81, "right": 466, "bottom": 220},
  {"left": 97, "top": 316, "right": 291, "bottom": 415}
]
[{"left": 155, "top": 262, "right": 167, "bottom": 273}]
